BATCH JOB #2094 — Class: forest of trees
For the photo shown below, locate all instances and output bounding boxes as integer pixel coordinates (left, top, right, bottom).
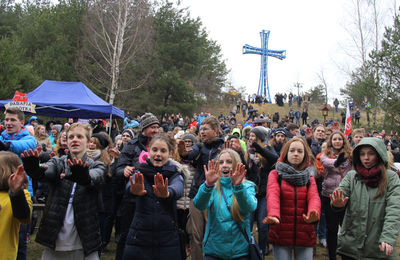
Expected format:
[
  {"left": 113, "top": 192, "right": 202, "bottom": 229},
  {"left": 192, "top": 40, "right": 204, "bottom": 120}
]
[{"left": 0, "top": 0, "right": 228, "bottom": 116}]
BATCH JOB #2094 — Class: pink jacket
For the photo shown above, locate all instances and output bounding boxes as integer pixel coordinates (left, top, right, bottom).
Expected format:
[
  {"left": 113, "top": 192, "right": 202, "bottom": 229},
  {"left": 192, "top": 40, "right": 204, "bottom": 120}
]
[{"left": 320, "top": 154, "right": 352, "bottom": 197}]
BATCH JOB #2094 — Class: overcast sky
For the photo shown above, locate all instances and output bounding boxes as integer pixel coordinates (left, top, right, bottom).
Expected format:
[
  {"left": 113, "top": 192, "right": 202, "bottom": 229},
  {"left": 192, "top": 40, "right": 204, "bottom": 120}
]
[{"left": 182, "top": 0, "right": 398, "bottom": 104}]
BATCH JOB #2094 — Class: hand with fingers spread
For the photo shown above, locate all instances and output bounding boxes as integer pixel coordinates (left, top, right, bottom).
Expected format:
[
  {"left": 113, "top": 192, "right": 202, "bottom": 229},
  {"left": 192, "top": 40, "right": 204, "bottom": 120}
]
[
  {"left": 130, "top": 172, "right": 147, "bottom": 196},
  {"left": 8, "top": 165, "right": 28, "bottom": 193},
  {"left": 263, "top": 216, "right": 280, "bottom": 224},
  {"left": 305, "top": 128, "right": 314, "bottom": 140},
  {"left": 152, "top": 173, "right": 169, "bottom": 198},
  {"left": 124, "top": 166, "right": 135, "bottom": 178},
  {"left": 379, "top": 242, "right": 393, "bottom": 256},
  {"left": 62, "top": 158, "right": 91, "bottom": 185},
  {"left": 21, "top": 148, "right": 47, "bottom": 179},
  {"left": 330, "top": 189, "right": 349, "bottom": 208},
  {"left": 303, "top": 210, "right": 319, "bottom": 223},
  {"left": 203, "top": 160, "right": 220, "bottom": 187},
  {"left": 230, "top": 163, "right": 247, "bottom": 185}
]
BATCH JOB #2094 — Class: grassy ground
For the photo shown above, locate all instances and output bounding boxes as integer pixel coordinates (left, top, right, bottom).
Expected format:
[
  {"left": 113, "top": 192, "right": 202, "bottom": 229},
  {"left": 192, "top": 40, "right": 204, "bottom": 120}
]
[{"left": 201, "top": 101, "right": 383, "bottom": 131}]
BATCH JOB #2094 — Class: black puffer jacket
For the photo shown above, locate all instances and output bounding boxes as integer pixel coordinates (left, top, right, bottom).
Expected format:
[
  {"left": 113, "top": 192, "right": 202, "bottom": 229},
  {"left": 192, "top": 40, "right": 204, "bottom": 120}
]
[
  {"left": 246, "top": 145, "right": 278, "bottom": 198},
  {"left": 116, "top": 134, "right": 149, "bottom": 176},
  {"left": 182, "top": 137, "right": 224, "bottom": 199},
  {"left": 33, "top": 154, "right": 106, "bottom": 256}
]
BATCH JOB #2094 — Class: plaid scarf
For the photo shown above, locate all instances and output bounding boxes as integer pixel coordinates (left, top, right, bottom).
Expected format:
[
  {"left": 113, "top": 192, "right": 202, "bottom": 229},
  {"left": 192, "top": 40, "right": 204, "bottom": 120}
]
[{"left": 356, "top": 164, "right": 381, "bottom": 187}]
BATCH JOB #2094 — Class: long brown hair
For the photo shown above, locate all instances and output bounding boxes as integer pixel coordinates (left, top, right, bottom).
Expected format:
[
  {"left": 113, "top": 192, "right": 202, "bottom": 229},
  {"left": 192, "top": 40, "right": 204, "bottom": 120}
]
[
  {"left": 279, "top": 137, "right": 315, "bottom": 171},
  {"left": 213, "top": 149, "right": 245, "bottom": 223},
  {"left": 325, "top": 131, "right": 352, "bottom": 160},
  {"left": 0, "top": 152, "right": 22, "bottom": 191},
  {"left": 91, "top": 132, "right": 113, "bottom": 177}
]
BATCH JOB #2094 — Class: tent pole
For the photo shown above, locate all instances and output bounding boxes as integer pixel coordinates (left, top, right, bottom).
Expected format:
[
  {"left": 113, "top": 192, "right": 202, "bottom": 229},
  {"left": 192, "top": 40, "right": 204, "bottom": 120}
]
[{"left": 108, "top": 113, "right": 113, "bottom": 137}]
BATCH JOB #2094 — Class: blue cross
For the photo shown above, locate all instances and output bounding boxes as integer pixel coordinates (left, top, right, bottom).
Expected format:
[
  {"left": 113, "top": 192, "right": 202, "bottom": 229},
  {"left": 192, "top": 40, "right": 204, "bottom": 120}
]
[{"left": 243, "top": 30, "right": 286, "bottom": 103}]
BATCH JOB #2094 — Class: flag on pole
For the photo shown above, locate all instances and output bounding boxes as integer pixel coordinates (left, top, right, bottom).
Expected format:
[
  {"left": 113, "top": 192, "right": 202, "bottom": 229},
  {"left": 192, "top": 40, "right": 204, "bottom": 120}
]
[{"left": 344, "top": 103, "right": 352, "bottom": 137}]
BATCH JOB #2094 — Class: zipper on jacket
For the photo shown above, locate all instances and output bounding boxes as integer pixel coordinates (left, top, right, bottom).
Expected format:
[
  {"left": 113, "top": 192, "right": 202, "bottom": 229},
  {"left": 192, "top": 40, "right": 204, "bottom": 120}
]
[{"left": 293, "top": 186, "right": 297, "bottom": 246}]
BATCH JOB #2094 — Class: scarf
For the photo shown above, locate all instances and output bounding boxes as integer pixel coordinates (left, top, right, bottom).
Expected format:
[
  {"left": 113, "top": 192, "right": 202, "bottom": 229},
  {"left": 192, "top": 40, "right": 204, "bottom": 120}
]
[
  {"left": 356, "top": 164, "right": 381, "bottom": 187},
  {"left": 276, "top": 162, "right": 313, "bottom": 187},
  {"left": 139, "top": 158, "right": 178, "bottom": 185}
]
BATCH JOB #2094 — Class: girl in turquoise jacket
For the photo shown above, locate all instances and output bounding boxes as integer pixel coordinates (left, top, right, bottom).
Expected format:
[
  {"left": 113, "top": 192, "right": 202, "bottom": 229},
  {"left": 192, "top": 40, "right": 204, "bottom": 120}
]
[{"left": 194, "top": 148, "right": 257, "bottom": 260}]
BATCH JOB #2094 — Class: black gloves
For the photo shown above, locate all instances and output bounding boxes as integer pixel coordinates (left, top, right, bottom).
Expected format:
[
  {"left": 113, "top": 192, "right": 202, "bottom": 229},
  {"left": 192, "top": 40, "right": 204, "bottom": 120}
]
[
  {"left": 334, "top": 152, "right": 347, "bottom": 167},
  {"left": 0, "top": 141, "right": 10, "bottom": 151},
  {"left": 251, "top": 142, "right": 264, "bottom": 154},
  {"left": 64, "top": 163, "right": 91, "bottom": 185},
  {"left": 21, "top": 154, "right": 46, "bottom": 179}
]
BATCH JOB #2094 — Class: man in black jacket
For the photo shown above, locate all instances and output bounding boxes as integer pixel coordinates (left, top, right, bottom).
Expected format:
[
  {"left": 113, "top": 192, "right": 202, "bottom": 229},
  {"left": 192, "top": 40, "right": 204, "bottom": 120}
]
[
  {"left": 115, "top": 113, "right": 159, "bottom": 260},
  {"left": 178, "top": 116, "right": 224, "bottom": 260}
]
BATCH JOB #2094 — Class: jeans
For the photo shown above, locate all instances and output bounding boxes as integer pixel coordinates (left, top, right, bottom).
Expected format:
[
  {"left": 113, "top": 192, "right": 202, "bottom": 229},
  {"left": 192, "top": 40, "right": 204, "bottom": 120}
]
[
  {"left": 187, "top": 199, "right": 206, "bottom": 260},
  {"left": 272, "top": 245, "right": 313, "bottom": 260},
  {"left": 249, "top": 196, "right": 268, "bottom": 255},
  {"left": 204, "top": 255, "right": 249, "bottom": 260},
  {"left": 17, "top": 224, "right": 28, "bottom": 260},
  {"left": 317, "top": 195, "right": 326, "bottom": 240},
  {"left": 322, "top": 196, "right": 344, "bottom": 260}
]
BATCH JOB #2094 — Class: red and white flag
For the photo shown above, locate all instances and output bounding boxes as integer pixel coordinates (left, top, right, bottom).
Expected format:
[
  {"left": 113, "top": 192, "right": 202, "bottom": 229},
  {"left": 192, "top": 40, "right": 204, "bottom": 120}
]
[{"left": 344, "top": 103, "right": 352, "bottom": 137}]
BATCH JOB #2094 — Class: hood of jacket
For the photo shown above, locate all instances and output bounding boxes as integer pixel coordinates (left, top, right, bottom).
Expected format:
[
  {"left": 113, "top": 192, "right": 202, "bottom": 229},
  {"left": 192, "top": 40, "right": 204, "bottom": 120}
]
[
  {"left": 231, "top": 128, "right": 242, "bottom": 138},
  {"left": 352, "top": 137, "right": 388, "bottom": 167}
]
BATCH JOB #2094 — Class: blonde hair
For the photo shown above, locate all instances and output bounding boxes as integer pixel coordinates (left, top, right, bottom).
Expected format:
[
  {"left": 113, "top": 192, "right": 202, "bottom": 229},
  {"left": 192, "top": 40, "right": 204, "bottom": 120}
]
[
  {"left": 66, "top": 123, "right": 92, "bottom": 142},
  {"left": 214, "top": 149, "right": 245, "bottom": 223},
  {"left": 34, "top": 125, "right": 47, "bottom": 139},
  {"left": 0, "top": 152, "right": 22, "bottom": 191}
]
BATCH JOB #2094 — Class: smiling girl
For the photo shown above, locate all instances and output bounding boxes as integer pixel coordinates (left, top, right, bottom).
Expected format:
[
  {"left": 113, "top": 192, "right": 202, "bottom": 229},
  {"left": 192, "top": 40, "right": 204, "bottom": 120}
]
[
  {"left": 265, "top": 137, "right": 320, "bottom": 260},
  {"left": 320, "top": 131, "right": 352, "bottom": 260},
  {"left": 193, "top": 149, "right": 257, "bottom": 260},
  {"left": 123, "top": 134, "right": 184, "bottom": 260}
]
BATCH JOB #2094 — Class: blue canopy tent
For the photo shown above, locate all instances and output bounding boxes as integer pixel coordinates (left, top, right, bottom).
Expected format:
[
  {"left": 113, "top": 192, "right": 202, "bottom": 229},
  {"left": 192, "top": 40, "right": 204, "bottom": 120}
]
[{"left": 0, "top": 80, "right": 124, "bottom": 119}]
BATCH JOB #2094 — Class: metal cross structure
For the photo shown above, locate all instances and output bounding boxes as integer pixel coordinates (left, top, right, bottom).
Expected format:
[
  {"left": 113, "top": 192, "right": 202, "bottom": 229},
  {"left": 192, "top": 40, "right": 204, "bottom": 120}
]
[{"left": 243, "top": 30, "right": 286, "bottom": 103}]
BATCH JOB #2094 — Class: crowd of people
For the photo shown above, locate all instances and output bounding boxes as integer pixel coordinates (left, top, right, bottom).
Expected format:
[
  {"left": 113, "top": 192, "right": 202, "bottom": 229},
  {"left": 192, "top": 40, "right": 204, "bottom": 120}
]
[{"left": 0, "top": 106, "right": 399, "bottom": 260}]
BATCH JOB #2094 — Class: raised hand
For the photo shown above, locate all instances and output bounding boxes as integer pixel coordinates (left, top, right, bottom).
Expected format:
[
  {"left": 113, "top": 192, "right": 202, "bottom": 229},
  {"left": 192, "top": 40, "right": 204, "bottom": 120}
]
[
  {"left": 303, "top": 210, "right": 319, "bottom": 223},
  {"left": 62, "top": 158, "right": 91, "bottom": 185},
  {"left": 152, "top": 173, "right": 169, "bottom": 198},
  {"left": 263, "top": 216, "right": 280, "bottom": 224},
  {"left": 305, "top": 128, "right": 314, "bottom": 140},
  {"left": 330, "top": 189, "right": 349, "bottom": 208},
  {"left": 108, "top": 148, "right": 120, "bottom": 159},
  {"left": 251, "top": 142, "right": 264, "bottom": 154},
  {"left": 334, "top": 152, "right": 347, "bottom": 167},
  {"left": 21, "top": 148, "right": 47, "bottom": 179},
  {"left": 379, "top": 242, "right": 393, "bottom": 256},
  {"left": 124, "top": 166, "right": 135, "bottom": 178},
  {"left": 130, "top": 172, "right": 147, "bottom": 196},
  {"left": 8, "top": 165, "right": 28, "bottom": 193},
  {"left": 177, "top": 140, "right": 191, "bottom": 157},
  {"left": 230, "top": 163, "right": 246, "bottom": 185},
  {"left": 203, "top": 160, "right": 220, "bottom": 187}
]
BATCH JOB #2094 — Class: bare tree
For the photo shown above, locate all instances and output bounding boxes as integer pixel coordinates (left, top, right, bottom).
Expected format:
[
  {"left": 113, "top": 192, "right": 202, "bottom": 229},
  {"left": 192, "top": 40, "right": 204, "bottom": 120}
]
[
  {"left": 317, "top": 69, "right": 328, "bottom": 105},
  {"left": 79, "top": 0, "right": 153, "bottom": 105}
]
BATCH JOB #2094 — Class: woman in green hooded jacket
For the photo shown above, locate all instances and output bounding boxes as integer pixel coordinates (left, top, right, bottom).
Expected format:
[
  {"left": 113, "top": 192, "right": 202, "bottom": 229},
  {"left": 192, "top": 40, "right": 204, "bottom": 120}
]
[{"left": 331, "top": 137, "right": 400, "bottom": 259}]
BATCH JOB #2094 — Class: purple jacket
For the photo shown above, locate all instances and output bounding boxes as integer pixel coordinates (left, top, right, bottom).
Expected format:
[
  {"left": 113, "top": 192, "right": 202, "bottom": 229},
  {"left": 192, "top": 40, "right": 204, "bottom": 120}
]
[{"left": 320, "top": 154, "right": 352, "bottom": 197}]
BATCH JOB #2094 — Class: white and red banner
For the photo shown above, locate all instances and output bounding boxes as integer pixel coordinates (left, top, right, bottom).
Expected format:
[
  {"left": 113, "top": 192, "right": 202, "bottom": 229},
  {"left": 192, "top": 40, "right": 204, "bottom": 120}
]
[
  {"left": 344, "top": 103, "right": 352, "bottom": 137},
  {"left": 5, "top": 91, "right": 36, "bottom": 113}
]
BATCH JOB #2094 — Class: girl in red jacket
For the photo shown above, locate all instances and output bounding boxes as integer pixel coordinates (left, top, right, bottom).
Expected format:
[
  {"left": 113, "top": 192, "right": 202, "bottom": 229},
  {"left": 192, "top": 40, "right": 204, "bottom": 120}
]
[{"left": 264, "top": 137, "right": 321, "bottom": 260}]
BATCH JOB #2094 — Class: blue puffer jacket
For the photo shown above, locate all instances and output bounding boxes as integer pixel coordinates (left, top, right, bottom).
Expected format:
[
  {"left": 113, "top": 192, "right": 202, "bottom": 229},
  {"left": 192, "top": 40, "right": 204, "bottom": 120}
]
[
  {"left": 194, "top": 177, "right": 257, "bottom": 259},
  {"left": 1, "top": 127, "right": 37, "bottom": 196}
]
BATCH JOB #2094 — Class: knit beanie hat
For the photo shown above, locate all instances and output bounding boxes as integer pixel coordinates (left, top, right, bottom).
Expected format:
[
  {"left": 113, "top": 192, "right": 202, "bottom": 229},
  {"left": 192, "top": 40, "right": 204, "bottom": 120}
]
[
  {"left": 140, "top": 113, "right": 159, "bottom": 131},
  {"left": 275, "top": 128, "right": 287, "bottom": 136},
  {"left": 122, "top": 129, "right": 134, "bottom": 139},
  {"left": 250, "top": 126, "right": 269, "bottom": 142},
  {"left": 92, "top": 133, "right": 109, "bottom": 149},
  {"left": 182, "top": 134, "right": 197, "bottom": 144},
  {"left": 52, "top": 124, "right": 62, "bottom": 133}
]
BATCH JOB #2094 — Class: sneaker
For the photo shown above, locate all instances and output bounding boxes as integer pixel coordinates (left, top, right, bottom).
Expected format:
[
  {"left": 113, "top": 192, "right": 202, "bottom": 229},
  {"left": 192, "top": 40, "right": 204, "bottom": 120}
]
[{"left": 319, "top": 238, "right": 327, "bottom": 248}]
